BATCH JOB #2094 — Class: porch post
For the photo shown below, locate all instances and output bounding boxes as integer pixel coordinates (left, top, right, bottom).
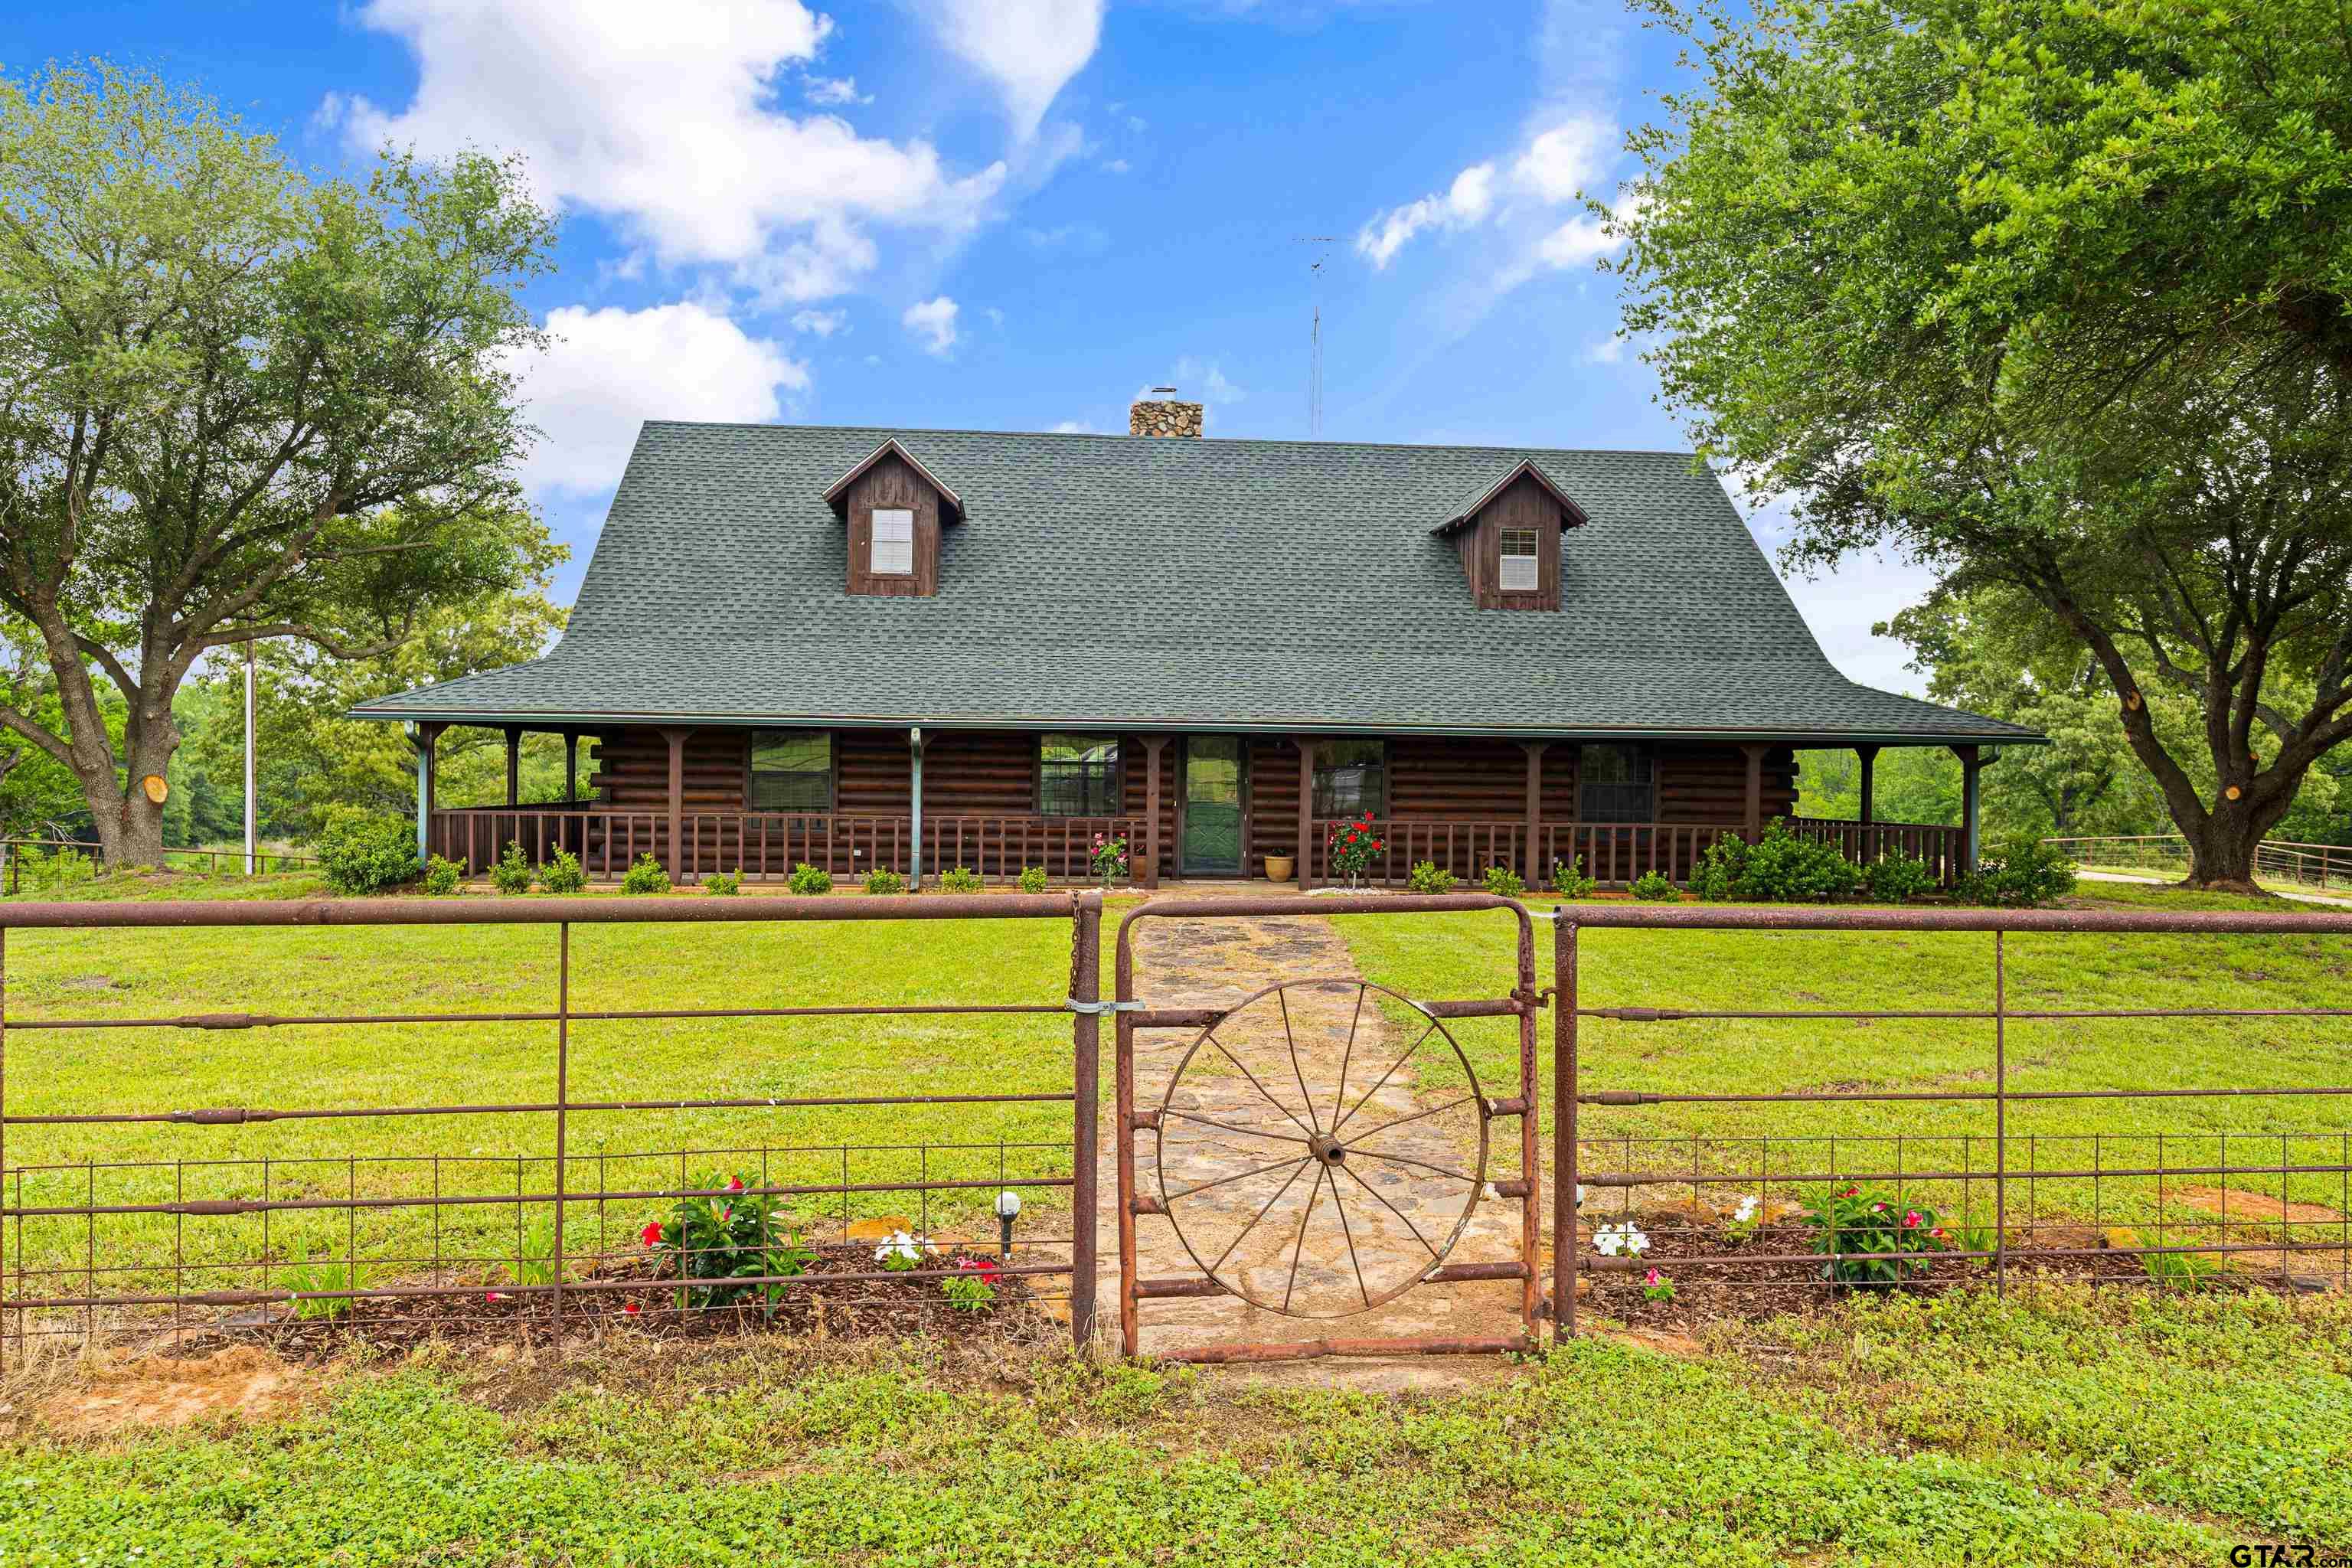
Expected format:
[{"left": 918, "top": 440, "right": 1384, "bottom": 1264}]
[
  {"left": 563, "top": 732, "right": 579, "bottom": 804},
  {"left": 660, "top": 727, "right": 691, "bottom": 874},
  {"left": 1521, "top": 740, "right": 1549, "bottom": 887},
  {"left": 908, "top": 727, "right": 925, "bottom": 888},
  {"left": 1295, "top": 736, "right": 1317, "bottom": 890},
  {"left": 1855, "top": 743, "right": 1880, "bottom": 860},
  {"left": 1953, "top": 743, "right": 1983, "bottom": 871},
  {"left": 1141, "top": 735, "right": 1170, "bottom": 889},
  {"left": 410, "top": 722, "right": 443, "bottom": 866},
  {"left": 1740, "top": 743, "right": 1769, "bottom": 841},
  {"left": 504, "top": 727, "right": 521, "bottom": 806}
]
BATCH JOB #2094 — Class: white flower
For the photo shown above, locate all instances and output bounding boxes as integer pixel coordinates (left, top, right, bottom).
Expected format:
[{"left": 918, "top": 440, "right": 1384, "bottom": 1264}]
[
  {"left": 1594, "top": 1221, "right": 1650, "bottom": 1257},
  {"left": 1575, "top": 1184, "right": 1586, "bottom": 1210},
  {"left": 1733, "top": 1195, "right": 1760, "bottom": 1223},
  {"left": 872, "top": 1230, "right": 933, "bottom": 1266}
]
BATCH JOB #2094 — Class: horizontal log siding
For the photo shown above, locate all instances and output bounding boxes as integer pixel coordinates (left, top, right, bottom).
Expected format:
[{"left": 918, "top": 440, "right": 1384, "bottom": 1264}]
[{"left": 1657, "top": 743, "right": 1795, "bottom": 823}]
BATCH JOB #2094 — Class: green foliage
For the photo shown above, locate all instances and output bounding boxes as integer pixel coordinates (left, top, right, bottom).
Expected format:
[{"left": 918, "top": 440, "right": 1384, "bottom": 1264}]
[
  {"left": 1016, "top": 865, "right": 1048, "bottom": 894},
  {"left": 313, "top": 812, "right": 420, "bottom": 895},
  {"left": 864, "top": 868, "right": 907, "bottom": 895},
  {"left": 619, "top": 854, "right": 671, "bottom": 895},
  {"left": 702, "top": 868, "right": 743, "bottom": 896},
  {"left": 538, "top": 848, "right": 586, "bottom": 895},
  {"left": 1405, "top": 860, "right": 1455, "bottom": 894},
  {"left": 1696, "top": 820, "right": 1856, "bottom": 902},
  {"left": 1613, "top": 0, "right": 2352, "bottom": 886},
  {"left": 1479, "top": 865, "right": 1525, "bottom": 898},
  {"left": 1088, "top": 834, "right": 1129, "bottom": 886},
  {"left": 488, "top": 842, "right": 534, "bottom": 895},
  {"left": 1628, "top": 870, "right": 1681, "bottom": 901},
  {"left": 274, "top": 1247, "right": 366, "bottom": 1321},
  {"left": 0, "top": 63, "right": 560, "bottom": 861},
  {"left": 1955, "top": 839, "right": 2079, "bottom": 908},
  {"left": 788, "top": 861, "right": 834, "bottom": 895},
  {"left": 420, "top": 855, "right": 464, "bottom": 896},
  {"left": 645, "top": 1174, "right": 812, "bottom": 1313},
  {"left": 510, "top": 1217, "right": 565, "bottom": 1289},
  {"left": 1805, "top": 1184, "right": 1949, "bottom": 1288},
  {"left": 1550, "top": 855, "right": 1598, "bottom": 899},
  {"left": 1322, "top": 816, "right": 1384, "bottom": 886},
  {"left": 9, "top": 844, "right": 97, "bottom": 893},
  {"left": 940, "top": 865, "right": 983, "bottom": 893},
  {"left": 941, "top": 1260, "right": 1000, "bottom": 1312},
  {"left": 2141, "top": 1248, "right": 2220, "bottom": 1292},
  {"left": 1858, "top": 851, "right": 1936, "bottom": 904}
]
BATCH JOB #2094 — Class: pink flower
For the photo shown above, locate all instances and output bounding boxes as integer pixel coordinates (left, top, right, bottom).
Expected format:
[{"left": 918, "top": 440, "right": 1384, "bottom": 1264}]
[
  {"left": 486, "top": 1291, "right": 509, "bottom": 1302},
  {"left": 726, "top": 1178, "right": 745, "bottom": 1194},
  {"left": 1902, "top": 1210, "right": 1922, "bottom": 1229},
  {"left": 1841, "top": 1186, "right": 1859, "bottom": 1198},
  {"left": 1643, "top": 1267, "right": 1661, "bottom": 1287},
  {"left": 1870, "top": 1202, "right": 1888, "bottom": 1214},
  {"left": 1929, "top": 1227, "right": 1948, "bottom": 1240}
]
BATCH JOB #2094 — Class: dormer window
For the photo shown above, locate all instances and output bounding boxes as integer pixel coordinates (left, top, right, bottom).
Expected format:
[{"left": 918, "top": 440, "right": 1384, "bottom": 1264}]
[
  {"left": 1498, "top": 528, "right": 1539, "bottom": 592},
  {"left": 871, "top": 508, "right": 915, "bottom": 576}
]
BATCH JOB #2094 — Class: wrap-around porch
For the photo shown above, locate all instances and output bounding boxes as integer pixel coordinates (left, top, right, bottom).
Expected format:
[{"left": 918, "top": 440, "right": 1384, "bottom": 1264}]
[{"left": 410, "top": 724, "right": 1984, "bottom": 890}]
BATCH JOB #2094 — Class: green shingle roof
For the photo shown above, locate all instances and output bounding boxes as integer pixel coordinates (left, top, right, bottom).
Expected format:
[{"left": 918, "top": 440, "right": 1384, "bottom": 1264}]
[{"left": 352, "top": 422, "right": 2040, "bottom": 745}]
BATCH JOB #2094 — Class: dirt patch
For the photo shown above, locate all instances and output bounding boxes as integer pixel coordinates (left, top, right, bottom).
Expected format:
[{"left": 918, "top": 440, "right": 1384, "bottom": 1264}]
[
  {"left": 37, "top": 1346, "right": 307, "bottom": 1437},
  {"left": 2170, "top": 1187, "right": 2347, "bottom": 1227}
]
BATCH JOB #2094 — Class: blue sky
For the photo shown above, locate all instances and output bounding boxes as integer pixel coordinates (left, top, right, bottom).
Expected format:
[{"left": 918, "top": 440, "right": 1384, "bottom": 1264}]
[{"left": 8, "top": 0, "right": 1932, "bottom": 691}]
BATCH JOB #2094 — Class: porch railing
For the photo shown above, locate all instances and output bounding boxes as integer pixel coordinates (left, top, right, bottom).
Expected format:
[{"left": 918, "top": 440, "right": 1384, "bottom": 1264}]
[
  {"left": 428, "top": 808, "right": 1142, "bottom": 884},
  {"left": 1307, "top": 815, "right": 1968, "bottom": 889}
]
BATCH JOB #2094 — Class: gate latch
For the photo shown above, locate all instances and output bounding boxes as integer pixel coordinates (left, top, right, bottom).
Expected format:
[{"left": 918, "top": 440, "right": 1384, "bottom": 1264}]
[{"left": 1065, "top": 998, "right": 1145, "bottom": 1016}]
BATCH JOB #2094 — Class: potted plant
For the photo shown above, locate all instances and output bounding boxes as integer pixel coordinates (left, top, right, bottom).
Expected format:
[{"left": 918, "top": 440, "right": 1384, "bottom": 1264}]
[{"left": 1265, "top": 853, "right": 1295, "bottom": 883}]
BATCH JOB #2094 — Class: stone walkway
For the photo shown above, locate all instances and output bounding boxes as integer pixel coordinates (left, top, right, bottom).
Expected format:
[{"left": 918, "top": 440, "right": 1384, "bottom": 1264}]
[{"left": 1091, "top": 887, "right": 1529, "bottom": 1385}]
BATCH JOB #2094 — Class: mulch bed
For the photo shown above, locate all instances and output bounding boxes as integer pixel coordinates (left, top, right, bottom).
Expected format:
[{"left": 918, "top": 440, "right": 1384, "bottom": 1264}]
[{"left": 154, "top": 1243, "right": 1062, "bottom": 1364}]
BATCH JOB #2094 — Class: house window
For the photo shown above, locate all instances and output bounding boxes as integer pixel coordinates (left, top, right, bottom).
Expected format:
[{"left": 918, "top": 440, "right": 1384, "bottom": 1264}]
[
  {"left": 870, "top": 508, "right": 915, "bottom": 576},
  {"left": 1040, "top": 734, "right": 1121, "bottom": 815},
  {"left": 1578, "top": 743, "right": 1655, "bottom": 822},
  {"left": 1314, "top": 740, "right": 1387, "bottom": 818},
  {"left": 750, "top": 731, "right": 832, "bottom": 812},
  {"left": 1498, "top": 527, "right": 1539, "bottom": 593}
]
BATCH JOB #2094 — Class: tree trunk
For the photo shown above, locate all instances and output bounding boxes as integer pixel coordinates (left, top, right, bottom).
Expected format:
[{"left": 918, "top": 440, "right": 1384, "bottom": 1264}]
[{"left": 2177, "top": 794, "right": 2290, "bottom": 893}]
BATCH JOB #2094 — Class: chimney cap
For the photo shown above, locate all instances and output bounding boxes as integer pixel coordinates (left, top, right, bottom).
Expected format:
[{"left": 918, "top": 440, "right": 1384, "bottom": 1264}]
[{"left": 1151, "top": 384, "right": 1177, "bottom": 394}]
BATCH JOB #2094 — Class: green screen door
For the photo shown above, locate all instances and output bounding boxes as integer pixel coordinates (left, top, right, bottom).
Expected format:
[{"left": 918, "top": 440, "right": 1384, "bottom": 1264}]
[{"left": 1181, "top": 737, "right": 1243, "bottom": 874}]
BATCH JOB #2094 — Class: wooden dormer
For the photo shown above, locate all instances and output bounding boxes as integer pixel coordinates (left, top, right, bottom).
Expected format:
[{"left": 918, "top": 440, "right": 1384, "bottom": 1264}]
[
  {"left": 822, "top": 439, "right": 964, "bottom": 597},
  {"left": 1432, "top": 459, "right": 1586, "bottom": 611}
]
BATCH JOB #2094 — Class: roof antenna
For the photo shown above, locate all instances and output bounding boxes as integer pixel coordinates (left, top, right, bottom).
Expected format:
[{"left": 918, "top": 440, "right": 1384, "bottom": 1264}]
[{"left": 1293, "top": 236, "right": 1334, "bottom": 438}]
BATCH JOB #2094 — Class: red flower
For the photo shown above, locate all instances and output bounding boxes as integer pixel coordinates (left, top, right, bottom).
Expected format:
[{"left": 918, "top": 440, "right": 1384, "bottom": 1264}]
[
  {"left": 959, "top": 1256, "right": 1002, "bottom": 1285},
  {"left": 1929, "top": 1227, "right": 1948, "bottom": 1240},
  {"left": 726, "top": 1177, "right": 746, "bottom": 1194},
  {"left": 1840, "top": 1186, "right": 1860, "bottom": 1199},
  {"left": 486, "top": 1291, "right": 509, "bottom": 1302},
  {"left": 641, "top": 1220, "right": 663, "bottom": 1247},
  {"left": 1902, "top": 1210, "right": 1922, "bottom": 1229},
  {"left": 622, "top": 1302, "right": 641, "bottom": 1316}
]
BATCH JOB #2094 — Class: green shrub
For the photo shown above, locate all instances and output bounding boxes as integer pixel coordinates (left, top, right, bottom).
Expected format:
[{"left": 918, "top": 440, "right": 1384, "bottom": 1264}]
[
  {"left": 1804, "top": 1184, "right": 1949, "bottom": 1287},
  {"left": 1481, "top": 865, "right": 1526, "bottom": 898},
  {"left": 420, "top": 855, "right": 465, "bottom": 896},
  {"left": 539, "top": 848, "right": 587, "bottom": 895},
  {"left": 703, "top": 867, "right": 743, "bottom": 895},
  {"left": 1955, "top": 838, "right": 2078, "bottom": 907},
  {"left": 864, "top": 867, "right": 907, "bottom": 895},
  {"left": 1859, "top": 849, "right": 1936, "bottom": 903},
  {"left": 275, "top": 1246, "right": 368, "bottom": 1322},
  {"left": 489, "top": 841, "right": 535, "bottom": 895},
  {"left": 787, "top": 861, "right": 833, "bottom": 895},
  {"left": 645, "top": 1173, "right": 812, "bottom": 1314},
  {"left": 1628, "top": 870, "right": 1681, "bottom": 901},
  {"left": 620, "top": 854, "right": 671, "bottom": 895},
  {"left": 941, "top": 865, "right": 983, "bottom": 893},
  {"left": 1017, "top": 865, "right": 1048, "bottom": 894},
  {"left": 315, "top": 812, "right": 421, "bottom": 895},
  {"left": 1550, "top": 854, "right": 1598, "bottom": 898},
  {"left": 1733, "top": 818, "right": 1858, "bottom": 901},
  {"left": 1691, "top": 833, "right": 1748, "bottom": 900},
  {"left": 1406, "top": 860, "right": 1455, "bottom": 894}
]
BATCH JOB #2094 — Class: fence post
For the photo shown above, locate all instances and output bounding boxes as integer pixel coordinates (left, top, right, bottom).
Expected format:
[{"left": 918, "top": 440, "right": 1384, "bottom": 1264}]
[
  {"left": 552, "top": 921, "right": 570, "bottom": 1341},
  {"left": 1553, "top": 913, "right": 1577, "bottom": 1344},
  {"left": 1993, "top": 927, "right": 2007, "bottom": 1298},
  {"left": 1069, "top": 893, "right": 1101, "bottom": 1349}
]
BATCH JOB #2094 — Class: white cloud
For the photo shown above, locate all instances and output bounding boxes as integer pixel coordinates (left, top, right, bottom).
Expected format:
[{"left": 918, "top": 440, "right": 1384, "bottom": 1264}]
[
  {"left": 1355, "top": 113, "right": 1619, "bottom": 273},
  {"left": 1101, "top": 158, "right": 1131, "bottom": 175},
  {"left": 511, "top": 302, "right": 808, "bottom": 495},
  {"left": 984, "top": 306, "right": 1005, "bottom": 328},
  {"left": 1135, "top": 358, "right": 1246, "bottom": 410},
  {"left": 802, "top": 74, "right": 871, "bottom": 106},
  {"left": 790, "top": 308, "right": 847, "bottom": 337},
  {"left": 1580, "top": 334, "right": 1625, "bottom": 365},
  {"left": 916, "top": 0, "right": 1104, "bottom": 140},
  {"left": 903, "top": 295, "right": 960, "bottom": 355},
  {"left": 1051, "top": 420, "right": 1096, "bottom": 433},
  {"left": 331, "top": 0, "right": 1006, "bottom": 302}
]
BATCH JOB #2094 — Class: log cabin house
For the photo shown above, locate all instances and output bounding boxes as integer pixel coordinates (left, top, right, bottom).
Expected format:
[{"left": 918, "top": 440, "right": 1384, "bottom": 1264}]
[{"left": 354, "top": 397, "right": 2040, "bottom": 888}]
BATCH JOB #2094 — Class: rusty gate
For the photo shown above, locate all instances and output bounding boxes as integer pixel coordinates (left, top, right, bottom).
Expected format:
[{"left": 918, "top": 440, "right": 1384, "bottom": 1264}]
[{"left": 1112, "top": 893, "right": 1545, "bottom": 1363}]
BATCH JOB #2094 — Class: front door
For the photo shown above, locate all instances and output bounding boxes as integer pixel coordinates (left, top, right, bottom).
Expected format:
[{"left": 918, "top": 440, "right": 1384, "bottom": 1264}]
[{"left": 1181, "top": 737, "right": 1245, "bottom": 874}]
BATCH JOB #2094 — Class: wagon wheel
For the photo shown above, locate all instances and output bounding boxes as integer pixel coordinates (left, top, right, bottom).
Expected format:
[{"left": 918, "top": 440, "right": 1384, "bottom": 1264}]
[{"left": 1154, "top": 978, "right": 1491, "bottom": 1319}]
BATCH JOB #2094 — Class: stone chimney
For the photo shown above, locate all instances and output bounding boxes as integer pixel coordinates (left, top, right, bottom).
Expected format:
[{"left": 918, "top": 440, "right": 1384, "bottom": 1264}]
[{"left": 1130, "top": 387, "right": 1204, "bottom": 438}]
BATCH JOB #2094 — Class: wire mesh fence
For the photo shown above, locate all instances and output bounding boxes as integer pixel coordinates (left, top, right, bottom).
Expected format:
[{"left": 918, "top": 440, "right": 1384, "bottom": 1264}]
[{"left": 0, "top": 893, "right": 1103, "bottom": 1364}]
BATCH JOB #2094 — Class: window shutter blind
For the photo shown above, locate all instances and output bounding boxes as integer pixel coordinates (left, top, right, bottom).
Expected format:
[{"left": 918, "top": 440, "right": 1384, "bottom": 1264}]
[
  {"left": 1498, "top": 528, "right": 1539, "bottom": 592},
  {"left": 871, "top": 508, "right": 915, "bottom": 575}
]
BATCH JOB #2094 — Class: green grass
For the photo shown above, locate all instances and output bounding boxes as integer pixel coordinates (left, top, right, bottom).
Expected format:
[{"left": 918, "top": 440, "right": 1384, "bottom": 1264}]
[
  {"left": 4, "top": 1289, "right": 2344, "bottom": 1564},
  {"left": 1328, "top": 890, "right": 2352, "bottom": 1239}
]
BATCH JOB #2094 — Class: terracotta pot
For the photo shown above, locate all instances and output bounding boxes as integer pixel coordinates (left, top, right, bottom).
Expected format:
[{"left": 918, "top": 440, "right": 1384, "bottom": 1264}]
[{"left": 1265, "top": 854, "right": 1296, "bottom": 884}]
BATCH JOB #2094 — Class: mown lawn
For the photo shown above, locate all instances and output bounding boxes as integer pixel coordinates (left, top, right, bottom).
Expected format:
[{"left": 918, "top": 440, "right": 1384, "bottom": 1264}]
[
  {"left": 2, "top": 1288, "right": 2345, "bottom": 1565},
  {"left": 1328, "top": 886, "right": 2352, "bottom": 1240}
]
